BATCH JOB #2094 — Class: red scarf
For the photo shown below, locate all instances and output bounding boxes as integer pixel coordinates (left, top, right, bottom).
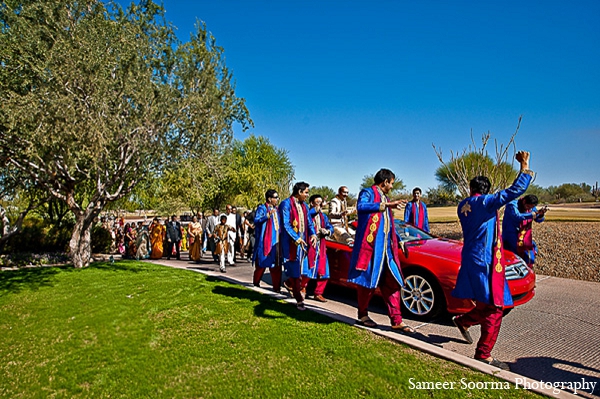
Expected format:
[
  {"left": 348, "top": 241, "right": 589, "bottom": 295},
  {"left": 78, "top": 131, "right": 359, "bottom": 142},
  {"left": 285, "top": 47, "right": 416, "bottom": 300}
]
[
  {"left": 491, "top": 210, "right": 507, "bottom": 307},
  {"left": 308, "top": 212, "right": 327, "bottom": 276},
  {"left": 355, "top": 186, "right": 402, "bottom": 272},
  {"left": 262, "top": 203, "right": 279, "bottom": 257},
  {"left": 411, "top": 200, "right": 425, "bottom": 229},
  {"left": 288, "top": 196, "right": 309, "bottom": 262}
]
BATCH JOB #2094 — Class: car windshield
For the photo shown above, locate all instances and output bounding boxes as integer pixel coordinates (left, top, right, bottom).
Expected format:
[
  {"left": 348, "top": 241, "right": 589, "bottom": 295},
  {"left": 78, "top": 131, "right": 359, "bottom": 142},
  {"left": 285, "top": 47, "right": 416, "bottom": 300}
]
[{"left": 394, "top": 220, "right": 433, "bottom": 242}]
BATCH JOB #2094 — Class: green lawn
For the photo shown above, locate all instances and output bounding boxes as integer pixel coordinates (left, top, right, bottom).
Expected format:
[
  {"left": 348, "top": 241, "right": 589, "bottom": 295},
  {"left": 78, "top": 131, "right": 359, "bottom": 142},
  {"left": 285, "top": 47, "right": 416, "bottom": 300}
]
[{"left": 0, "top": 261, "right": 541, "bottom": 398}]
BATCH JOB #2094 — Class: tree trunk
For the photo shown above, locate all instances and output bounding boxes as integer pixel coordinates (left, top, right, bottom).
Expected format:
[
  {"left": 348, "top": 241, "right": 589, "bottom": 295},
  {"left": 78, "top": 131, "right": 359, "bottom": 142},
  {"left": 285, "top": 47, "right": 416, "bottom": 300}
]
[{"left": 69, "top": 212, "right": 97, "bottom": 268}]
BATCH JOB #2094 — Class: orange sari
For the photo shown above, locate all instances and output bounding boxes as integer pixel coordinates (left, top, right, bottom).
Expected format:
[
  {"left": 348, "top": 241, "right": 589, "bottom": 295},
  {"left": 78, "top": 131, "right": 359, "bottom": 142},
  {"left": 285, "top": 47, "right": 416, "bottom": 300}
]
[
  {"left": 150, "top": 222, "right": 165, "bottom": 259},
  {"left": 188, "top": 221, "right": 203, "bottom": 261}
]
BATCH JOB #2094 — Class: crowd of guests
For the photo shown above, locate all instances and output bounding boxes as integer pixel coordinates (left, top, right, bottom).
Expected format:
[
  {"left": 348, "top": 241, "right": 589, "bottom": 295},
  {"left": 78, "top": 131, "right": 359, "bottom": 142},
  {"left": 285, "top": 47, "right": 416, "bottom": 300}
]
[{"left": 99, "top": 206, "right": 255, "bottom": 265}]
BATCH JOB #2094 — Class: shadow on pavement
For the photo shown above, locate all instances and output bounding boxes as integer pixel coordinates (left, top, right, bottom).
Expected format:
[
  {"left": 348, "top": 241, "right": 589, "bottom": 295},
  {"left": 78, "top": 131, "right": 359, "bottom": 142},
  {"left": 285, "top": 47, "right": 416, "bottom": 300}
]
[{"left": 510, "top": 356, "right": 600, "bottom": 397}]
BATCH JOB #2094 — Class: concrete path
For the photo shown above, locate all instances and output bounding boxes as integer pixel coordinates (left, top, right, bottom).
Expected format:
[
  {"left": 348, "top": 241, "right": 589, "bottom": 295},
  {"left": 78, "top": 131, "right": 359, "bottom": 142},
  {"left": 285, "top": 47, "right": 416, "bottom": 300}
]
[{"left": 146, "top": 254, "right": 598, "bottom": 399}]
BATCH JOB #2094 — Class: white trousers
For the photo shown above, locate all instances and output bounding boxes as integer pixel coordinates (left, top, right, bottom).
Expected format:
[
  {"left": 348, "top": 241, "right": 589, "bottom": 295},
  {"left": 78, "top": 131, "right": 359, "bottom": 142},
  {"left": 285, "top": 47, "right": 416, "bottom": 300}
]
[{"left": 227, "top": 231, "right": 236, "bottom": 265}]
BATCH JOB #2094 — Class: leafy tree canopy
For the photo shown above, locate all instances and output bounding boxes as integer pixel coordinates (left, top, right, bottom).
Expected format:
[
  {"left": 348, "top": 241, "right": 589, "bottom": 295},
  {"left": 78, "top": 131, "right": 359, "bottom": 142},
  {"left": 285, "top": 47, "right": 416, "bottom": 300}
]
[
  {"left": 0, "top": 0, "right": 252, "bottom": 266},
  {"left": 224, "top": 134, "right": 294, "bottom": 209},
  {"left": 433, "top": 123, "right": 522, "bottom": 198},
  {"left": 309, "top": 186, "right": 336, "bottom": 203},
  {"left": 435, "top": 152, "right": 517, "bottom": 196}
]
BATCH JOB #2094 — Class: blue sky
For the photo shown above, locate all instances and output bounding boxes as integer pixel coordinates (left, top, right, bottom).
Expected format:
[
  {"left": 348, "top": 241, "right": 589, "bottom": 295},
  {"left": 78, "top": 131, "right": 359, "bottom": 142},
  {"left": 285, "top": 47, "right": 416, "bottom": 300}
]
[{"left": 118, "top": 0, "right": 600, "bottom": 195}]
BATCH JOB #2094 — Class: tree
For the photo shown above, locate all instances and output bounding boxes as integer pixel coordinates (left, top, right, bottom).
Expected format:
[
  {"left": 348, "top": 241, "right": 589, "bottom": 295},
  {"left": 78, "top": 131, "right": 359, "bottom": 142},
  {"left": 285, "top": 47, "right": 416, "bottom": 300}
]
[
  {"left": 153, "top": 159, "right": 225, "bottom": 215},
  {"left": 360, "top": 174, "right": 405, "bottom": 197},
  {"left": 434, "top": 152, "right": 516, "bottom": 195},
  {"left": 223, "top": 135, "right": 294, "bottom": 209},
  {"left": 310, "top": 186, "right": 336, "bottom": 203},
  {"left": 553, "top": 183, "right": 594, "bottom": 202},
  {"left": 523, "top": 184, "right": 553, "bottom": 204},
  {"left": 425, "top": 185, "right": 459, "bottom": 206},
  {"left": 433, "top": 118, "right": 522, "bottom": 197},
  {"left": 0, "top": 0, "right": 251, "bottom": 267}
]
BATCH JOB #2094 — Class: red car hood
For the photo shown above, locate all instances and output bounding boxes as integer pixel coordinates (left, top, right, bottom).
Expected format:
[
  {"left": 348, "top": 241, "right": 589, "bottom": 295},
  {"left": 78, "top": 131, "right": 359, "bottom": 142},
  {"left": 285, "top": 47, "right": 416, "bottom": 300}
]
[
  {"left": 406, "top": 238, "right": 463, "bottom": 263},
  {"left": 406, "top": 237, "right": 523, "bottom": 265}
]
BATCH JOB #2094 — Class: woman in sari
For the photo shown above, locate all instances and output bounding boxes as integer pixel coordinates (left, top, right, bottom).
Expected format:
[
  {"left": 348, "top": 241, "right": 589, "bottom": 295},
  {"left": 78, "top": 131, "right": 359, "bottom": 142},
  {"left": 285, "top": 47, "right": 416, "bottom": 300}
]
[
  {"left": 116, "top": 227, "right": 125, "bottom": 255},
  {"left": 180, "top": 223, "right": 188, "bottom": 252},
  {"left": 188, "top": 216, "right": 203, "bottom": 262},
  {"left": 136, "top": 223, "right": 150, "bottom": 260},
  {"left": 124, "top": 223, "right": 137, "bottom": 259},
  {"left": 149, "top": 218, "right": 165, "bottom": 259}
]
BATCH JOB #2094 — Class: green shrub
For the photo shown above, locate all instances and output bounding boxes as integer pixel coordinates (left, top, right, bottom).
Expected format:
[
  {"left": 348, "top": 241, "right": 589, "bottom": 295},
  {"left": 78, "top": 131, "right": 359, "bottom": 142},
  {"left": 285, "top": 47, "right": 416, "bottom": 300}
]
[{"left": 2, "top": 217, "right": 73, "bottom": 254}]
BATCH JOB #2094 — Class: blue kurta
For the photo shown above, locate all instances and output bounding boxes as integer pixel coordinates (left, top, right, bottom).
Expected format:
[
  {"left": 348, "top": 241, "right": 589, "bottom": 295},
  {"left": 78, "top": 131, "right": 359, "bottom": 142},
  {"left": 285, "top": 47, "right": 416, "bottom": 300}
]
[
  {"left": 253, "top": 203, "right": 279, "bottom": 268},
  {"left": 279, "top": 197, "right": 316, "bottom": 278},
  {"left": 404, "top": 200, "right": 430, "bottom": 232},
  {"left": 302, "top": 208, "right": 334, "bottom": 279},
  {"left": 502, "top": 199, "right": 544, "bottom": 264},
  {"left": 347, "top": 186, "right": 405, "bottom": 289},
  {"left": 452, "top": 172, "right": 533, "bottom": 306}
]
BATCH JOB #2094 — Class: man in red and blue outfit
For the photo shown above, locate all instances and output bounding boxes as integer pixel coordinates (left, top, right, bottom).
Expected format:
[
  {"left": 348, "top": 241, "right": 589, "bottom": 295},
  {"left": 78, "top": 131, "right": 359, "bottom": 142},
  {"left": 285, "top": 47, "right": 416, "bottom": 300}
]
[
  {"left": 253, "top": 189, "right": 282, "bottom": 293},
  {"left": 404, "top": 187, "right": 430, "bottom": 232},
  {"left": 451, "top": 151, "right": 534, "bottom": 371},
  {"left": 279, "top": 182, "right": 317, "bottom": 311},
  {"left": 301, "top": 194, "right": 334, "bottom": 303},
  {"left": 347, "top": 168, "right": 415, "bottom": 334},
  {"left": 502, "top": 194, "right": 547, "bottom": 267}
]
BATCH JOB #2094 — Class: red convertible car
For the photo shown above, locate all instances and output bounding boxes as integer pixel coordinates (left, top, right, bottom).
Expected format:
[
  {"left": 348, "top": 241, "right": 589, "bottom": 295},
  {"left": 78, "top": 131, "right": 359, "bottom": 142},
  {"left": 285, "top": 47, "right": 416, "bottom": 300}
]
[{"left": 325, "top": 220, "right": 536, "bottom": 321}]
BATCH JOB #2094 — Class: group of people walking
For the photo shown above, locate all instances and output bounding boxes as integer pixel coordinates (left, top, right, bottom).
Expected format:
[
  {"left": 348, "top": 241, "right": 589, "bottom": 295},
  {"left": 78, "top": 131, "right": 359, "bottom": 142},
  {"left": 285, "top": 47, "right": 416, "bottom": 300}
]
[
  {"left": 252, "top": 150, "right": 544, "bottom": 372},
  {"left": 102, "top": 150, "right": 544, "bottom": 372}
]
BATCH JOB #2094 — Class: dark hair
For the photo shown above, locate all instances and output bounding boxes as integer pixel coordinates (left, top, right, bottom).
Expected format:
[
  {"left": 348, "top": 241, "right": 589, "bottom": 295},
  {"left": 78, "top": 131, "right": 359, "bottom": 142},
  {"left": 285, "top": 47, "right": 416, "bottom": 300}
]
[
  {"left": 374, "top": 169, "right": 395, "bottom": 185},
  {"left": 265, "top": 189, "right": 278, "bottom": 201},
  {"left": 338, "top": 186, "right": 348, "bottom": 194},
  {"left": 292, "top": 181, "right": 310, "bottom": 196},
  {"left": 220, "top": 215, "right": 227, "bottom": 221},
  {"left": 469, "top": 176, "right": 491, "bottom": 195},
  {"left": 522, "top": 194, "right": 539, "bottom": 206},
  {"left": 412, "top": 187, "right": 422, "bottom": 195},
  {"left": 309, "top": 194, "right": 322, "bottom": 204}
]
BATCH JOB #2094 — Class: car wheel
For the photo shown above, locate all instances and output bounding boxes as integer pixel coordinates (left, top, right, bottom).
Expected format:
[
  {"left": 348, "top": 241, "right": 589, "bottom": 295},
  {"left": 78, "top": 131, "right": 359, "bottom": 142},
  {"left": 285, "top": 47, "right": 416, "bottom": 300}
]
[{"left": 401, "top": 270, "right": 445, "bottom": 321}]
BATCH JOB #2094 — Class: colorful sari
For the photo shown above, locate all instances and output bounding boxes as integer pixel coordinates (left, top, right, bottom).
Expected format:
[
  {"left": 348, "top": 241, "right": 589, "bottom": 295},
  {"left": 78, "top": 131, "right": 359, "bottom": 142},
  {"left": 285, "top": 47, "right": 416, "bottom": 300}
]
[
  {"left": 150, "top": 222, "right": 165, "bottom": 259},
  {"left": 188, "top": 221, "right": 203, "bottom": 261}
]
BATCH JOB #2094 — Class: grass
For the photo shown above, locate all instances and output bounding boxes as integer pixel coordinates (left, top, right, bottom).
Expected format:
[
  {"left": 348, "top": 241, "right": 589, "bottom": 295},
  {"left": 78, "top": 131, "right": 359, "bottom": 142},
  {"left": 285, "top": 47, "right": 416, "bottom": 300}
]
[
  {"left": 0, "top": 261, "right": 542, "bottom": 398},
  {"left": 427, "top": 205, "right": 600, "bottom": 223}
]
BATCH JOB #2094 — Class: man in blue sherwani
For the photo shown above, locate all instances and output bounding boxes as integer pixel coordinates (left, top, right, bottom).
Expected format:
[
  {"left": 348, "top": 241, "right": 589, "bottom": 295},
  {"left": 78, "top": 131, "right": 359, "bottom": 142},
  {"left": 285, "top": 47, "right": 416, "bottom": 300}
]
[
  {"left": 279, "top": 182, "right": 317, "bottom": 311},
  {"left": 347, "top": 168, "right": 415, "bottom": 334},
  {"left": 404, "top": 187, "right": 430, "bottom": 232},
  {"left": 451, "top": 151, "right": 534, "bottom": 371},
  {"left": 253, "top": 189, "right": 282, "bottom": 293},
  {"left": 301, "top": 194, "right": 334, "bottom": 302},
  {"left": 502, "top": 194, "right": 547, "bottom": 267}
]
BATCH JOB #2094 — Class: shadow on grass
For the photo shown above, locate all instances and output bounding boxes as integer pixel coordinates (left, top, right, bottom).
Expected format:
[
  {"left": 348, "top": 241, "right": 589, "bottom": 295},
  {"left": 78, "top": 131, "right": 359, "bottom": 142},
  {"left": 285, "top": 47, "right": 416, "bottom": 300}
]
[
  {"left": 91, "top": 261, "right": 146, "bottom": 273},
  {"left": 0, "top": 266, "right": 70, "bottom": 295},
  {"left": 209, "top": 279, "right": 337, "bottom": 325}
]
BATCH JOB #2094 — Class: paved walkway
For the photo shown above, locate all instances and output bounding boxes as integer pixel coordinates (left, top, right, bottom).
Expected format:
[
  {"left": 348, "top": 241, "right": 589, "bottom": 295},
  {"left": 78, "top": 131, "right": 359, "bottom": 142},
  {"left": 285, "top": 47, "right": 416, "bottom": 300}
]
[{"left": 146, "top": 254, "right": 598, "bottom": 399}]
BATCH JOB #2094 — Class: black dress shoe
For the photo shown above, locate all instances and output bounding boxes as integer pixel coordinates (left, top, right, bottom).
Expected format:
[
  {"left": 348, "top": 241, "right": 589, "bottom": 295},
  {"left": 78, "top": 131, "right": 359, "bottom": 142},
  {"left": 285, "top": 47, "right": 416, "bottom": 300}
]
[{"left": 452, "top": 316, "right": 473, "bottom": 344}]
